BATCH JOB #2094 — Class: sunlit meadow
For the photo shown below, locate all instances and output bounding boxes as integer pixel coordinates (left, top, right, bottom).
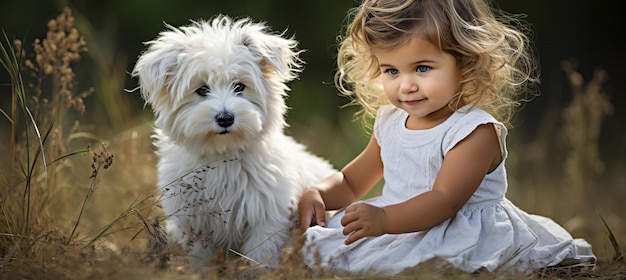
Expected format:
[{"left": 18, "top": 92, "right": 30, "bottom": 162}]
[{"left": 1, "top": 7, "right": 624, "bottom": 280}]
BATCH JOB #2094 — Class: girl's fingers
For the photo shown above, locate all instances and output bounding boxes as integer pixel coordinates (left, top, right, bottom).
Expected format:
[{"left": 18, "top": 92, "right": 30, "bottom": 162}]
[
  {"left": 299, "top": 210, "right": 312, "bottom": 230},
  {"left": 340, "top": 211, "right": 356, "bottom": 227},
  {"left": 315, "top": 203, "right": 327, "bottom": 227},
  {"left": 341, "top": 214, "right": 360, "bottom": 235},
  {"left": 342, "top": 222, "right": 352, "bottom": 235},
  {"left": 344, "top": 230, "right": 361, "bottom": 245}
]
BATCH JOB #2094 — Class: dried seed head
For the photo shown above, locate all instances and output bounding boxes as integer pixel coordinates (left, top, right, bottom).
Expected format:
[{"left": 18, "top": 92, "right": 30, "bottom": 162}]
[{"left": 90, "top": 144, "right": 114, "bottom": 178}]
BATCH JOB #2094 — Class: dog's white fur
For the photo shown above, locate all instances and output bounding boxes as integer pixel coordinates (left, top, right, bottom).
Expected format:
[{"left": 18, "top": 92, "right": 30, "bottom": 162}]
[{"left": 132, "top": 15, "right": 335, "bottom": 269}]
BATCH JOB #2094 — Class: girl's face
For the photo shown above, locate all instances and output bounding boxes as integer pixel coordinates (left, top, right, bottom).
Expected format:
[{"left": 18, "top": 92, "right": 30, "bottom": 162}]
[{"left": 374, "top": 36, "right": 462, "bottom": 129}]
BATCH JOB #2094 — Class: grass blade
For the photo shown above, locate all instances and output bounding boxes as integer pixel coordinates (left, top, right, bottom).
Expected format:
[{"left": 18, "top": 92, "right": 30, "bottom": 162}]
[
  {"left": 48, "top": 148, "right": 91, "bottom": 166},
  {"left": 0, "top": 108, "right": 13, "bottom": 124},
  {"left": 597, "top": 210, "right": 623, "bottom": 263}
]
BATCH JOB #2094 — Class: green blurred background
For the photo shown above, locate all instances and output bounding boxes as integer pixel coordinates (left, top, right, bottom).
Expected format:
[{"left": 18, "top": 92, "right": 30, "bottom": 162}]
[
  {"left": 1, "top": 0, "right": 625, "bottom": 264},
  {"left": 1, "top": 0, "right": 624, "bottom": 175}
]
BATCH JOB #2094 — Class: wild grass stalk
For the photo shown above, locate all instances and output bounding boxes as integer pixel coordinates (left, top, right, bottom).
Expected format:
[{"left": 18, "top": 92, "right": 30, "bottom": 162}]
[
  {"left": 598, "top": 211, "right": 624, "bottom": 263},
  {"left": 67, "top": 144, "right": 114, "bottom": 245},
  {"left": 560, "top": 60, "right": 613, "bottom": 213},
  {"left": 86, "top": 180, "right": 161, "bottom": 246},
  {"left": 0, "top": 33, "right": 21, "bottom": 188},
  {"left": 0, "top": 30, "right": 48, "bottom": 236},
  {"left": 0, "top": 6, "right": 96, "bottom": 269}
]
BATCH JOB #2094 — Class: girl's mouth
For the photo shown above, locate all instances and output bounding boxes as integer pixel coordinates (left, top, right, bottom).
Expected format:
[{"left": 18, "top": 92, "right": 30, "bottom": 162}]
[{"left": 403, "top": 99, "right": 423, "bottom": 106}]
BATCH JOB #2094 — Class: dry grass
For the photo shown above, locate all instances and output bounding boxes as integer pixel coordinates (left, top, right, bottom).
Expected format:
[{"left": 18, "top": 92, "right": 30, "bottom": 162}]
[{"left": 1, "top": 7, "right": 625, "bottom": 280}]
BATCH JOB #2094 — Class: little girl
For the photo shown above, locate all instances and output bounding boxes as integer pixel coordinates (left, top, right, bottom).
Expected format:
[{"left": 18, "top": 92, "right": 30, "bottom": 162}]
[{"left": 298, "top": 0, "right": 596, "bottom": 276}]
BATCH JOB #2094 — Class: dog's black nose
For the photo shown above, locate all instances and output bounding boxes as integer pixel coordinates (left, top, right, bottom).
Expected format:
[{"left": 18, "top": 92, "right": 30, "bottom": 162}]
[{"left": 215, "top": 112, "right": 235, "bottom": 128}]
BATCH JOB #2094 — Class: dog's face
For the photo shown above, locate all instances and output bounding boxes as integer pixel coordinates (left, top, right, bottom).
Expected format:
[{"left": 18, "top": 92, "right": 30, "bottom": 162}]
[{"left": 133, "top": 16, "right": 302, "bottom": 155}]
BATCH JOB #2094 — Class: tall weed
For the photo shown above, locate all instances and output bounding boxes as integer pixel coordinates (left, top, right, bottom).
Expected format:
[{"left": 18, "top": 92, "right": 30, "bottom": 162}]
[
  {"left": 0, "top": 7, "right": 107, "bottom": 269},
  {"left": 560, "top": 60, "right": 613, "bottom": 210}
]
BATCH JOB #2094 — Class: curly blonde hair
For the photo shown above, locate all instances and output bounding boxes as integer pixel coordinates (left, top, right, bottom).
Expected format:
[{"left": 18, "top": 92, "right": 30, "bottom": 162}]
[{"left": 335, "top": 0, "right": 540, "bottom": 128}]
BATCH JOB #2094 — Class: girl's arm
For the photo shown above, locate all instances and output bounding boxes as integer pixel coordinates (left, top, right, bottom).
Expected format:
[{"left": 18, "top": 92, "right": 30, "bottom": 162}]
[
  {"left": 341, "top": 123, "right": 502, "bottom": 244},
  {"left": 298, "top": 135, "right": 384, "bottom": 228}
]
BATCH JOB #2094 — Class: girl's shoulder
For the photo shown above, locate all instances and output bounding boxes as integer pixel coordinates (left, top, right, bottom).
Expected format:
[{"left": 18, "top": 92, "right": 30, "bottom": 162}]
[
  {"left": 443, "top": 106, "right": 503, "bottom": 133},
  {"left": 443, "top": 106, "right": 508, "bottom": 155},
  {"left": 452, "top": 106, "right": 505, "bottom": 135}
]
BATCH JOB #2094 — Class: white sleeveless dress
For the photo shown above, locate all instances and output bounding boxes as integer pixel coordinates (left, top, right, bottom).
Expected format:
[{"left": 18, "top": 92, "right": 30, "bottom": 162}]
[{"left": 303, "top": 105, "right": 595, "bottom": 276}]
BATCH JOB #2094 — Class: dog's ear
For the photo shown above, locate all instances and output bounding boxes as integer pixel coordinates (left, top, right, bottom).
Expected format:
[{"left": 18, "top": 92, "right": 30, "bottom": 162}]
[
  {"left": 240, "top": 24, "right": 304, "bottom": 83},
  {"left": 132, "top": 23, "right": 185, "bottom": 108}
]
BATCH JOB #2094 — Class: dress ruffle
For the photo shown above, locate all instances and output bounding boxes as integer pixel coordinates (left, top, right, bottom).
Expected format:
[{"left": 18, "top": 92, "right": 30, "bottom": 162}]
[{"left": 304, "top": 198, "right": 595, "bottom": 276}]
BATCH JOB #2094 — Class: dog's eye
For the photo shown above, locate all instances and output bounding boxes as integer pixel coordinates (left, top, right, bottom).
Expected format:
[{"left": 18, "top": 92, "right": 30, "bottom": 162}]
[
  {"left": 195, "top": 85, "right": 211, "bottom": 97},
  {"left": 233, "top": 82, "right": 246, "bottom": 94}
]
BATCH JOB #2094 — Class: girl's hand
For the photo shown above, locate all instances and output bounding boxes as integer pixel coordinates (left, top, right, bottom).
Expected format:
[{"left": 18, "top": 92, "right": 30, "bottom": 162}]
[
  {"left": 340, "top": 202, "right": 386, "bottom": 245},
  {"left": 298, "top": 187, "right": 327, "bottom": 229}
]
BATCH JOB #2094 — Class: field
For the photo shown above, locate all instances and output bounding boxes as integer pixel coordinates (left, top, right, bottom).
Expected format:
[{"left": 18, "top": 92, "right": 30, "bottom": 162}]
[{"left": 1, "top": 7, "right": 624, "bottom": 280}]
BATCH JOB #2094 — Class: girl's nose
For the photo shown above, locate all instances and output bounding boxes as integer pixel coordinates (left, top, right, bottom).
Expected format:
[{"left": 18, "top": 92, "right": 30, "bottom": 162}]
[{"left": 400, "top": 75, "right": 418, "bottom": 94}]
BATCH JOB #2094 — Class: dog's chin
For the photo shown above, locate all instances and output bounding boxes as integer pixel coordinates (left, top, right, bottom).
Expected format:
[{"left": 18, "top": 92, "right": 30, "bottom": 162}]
[{"left": 177, "top": 129, "right": 251, "bottom": 156}]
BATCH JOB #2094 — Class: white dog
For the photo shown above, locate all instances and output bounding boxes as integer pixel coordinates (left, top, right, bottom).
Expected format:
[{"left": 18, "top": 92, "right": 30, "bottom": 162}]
[{"left": 132, "top": 15, "right": 335, "bottom": 270}]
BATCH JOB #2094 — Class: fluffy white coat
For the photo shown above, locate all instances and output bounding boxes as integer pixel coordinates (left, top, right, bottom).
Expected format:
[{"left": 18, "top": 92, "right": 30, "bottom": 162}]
[{"left": 132, "top": 15, "right": 335, "bottom": 269}]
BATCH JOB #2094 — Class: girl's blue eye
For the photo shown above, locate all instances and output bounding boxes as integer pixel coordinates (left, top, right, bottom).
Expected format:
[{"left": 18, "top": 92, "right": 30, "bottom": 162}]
[
  {"left": 417, "top": 66, "right": 430, "bottom": 73},
  {"left": 385, "top": 69, "right": 399, "bottom": 75}
]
